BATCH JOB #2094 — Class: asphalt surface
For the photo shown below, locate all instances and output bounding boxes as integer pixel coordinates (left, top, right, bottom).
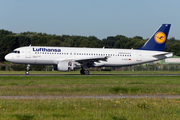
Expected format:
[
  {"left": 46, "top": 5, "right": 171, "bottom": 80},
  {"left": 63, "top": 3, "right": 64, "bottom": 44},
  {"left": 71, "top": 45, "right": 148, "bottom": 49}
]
[
  {"left": 0, "top": 95, "right": 180, "bottom": 99},
  {"left": 1, "top": 74, "right": 180, "bottom": 76}
]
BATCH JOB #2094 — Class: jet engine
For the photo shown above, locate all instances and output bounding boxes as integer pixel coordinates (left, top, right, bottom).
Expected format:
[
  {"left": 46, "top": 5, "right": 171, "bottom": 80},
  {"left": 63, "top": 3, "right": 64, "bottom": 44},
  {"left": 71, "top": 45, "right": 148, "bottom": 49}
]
[{"left": 53, "top": 61, "right": 80, "bottom": 71}]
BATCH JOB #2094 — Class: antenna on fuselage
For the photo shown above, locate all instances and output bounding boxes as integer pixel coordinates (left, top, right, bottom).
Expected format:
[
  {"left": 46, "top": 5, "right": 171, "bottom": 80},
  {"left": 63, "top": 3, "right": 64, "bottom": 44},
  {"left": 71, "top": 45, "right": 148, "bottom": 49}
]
[{"left": 29, "top": 44, "right": 31, "bottom": 47}]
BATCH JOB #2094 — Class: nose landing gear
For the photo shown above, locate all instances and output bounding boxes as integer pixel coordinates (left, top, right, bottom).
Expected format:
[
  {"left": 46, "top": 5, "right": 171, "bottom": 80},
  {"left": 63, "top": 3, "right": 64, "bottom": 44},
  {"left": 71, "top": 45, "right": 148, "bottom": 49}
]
[{"left": 25, "top": 64, "right": 30, "bottom": 75}]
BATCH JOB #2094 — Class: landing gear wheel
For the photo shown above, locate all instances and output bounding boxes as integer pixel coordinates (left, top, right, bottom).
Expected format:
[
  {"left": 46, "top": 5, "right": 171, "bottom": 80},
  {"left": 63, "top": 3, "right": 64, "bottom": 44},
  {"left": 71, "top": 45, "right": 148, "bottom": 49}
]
[
  {"left": 80, "top": 69, "right": 85, "bottom": 74},
  {"left": 25, "top": 71, "right": 29, "bottom": 75},
  {"left": 84, "top": 70, "right": 89, "bottom": 75},
  {"left": 80, "top": 64, "right": 89, "bottom": 75}
]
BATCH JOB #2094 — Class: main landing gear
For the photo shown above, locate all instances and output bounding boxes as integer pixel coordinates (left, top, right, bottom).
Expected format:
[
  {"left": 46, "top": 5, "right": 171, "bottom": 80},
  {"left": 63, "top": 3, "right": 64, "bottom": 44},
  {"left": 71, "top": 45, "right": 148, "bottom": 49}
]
[
  {"left": 80, "top": 66, "right": 90, "bottom": 75},
  {"left": 25, "top": 64, "right": 30, "bottom": 75}
]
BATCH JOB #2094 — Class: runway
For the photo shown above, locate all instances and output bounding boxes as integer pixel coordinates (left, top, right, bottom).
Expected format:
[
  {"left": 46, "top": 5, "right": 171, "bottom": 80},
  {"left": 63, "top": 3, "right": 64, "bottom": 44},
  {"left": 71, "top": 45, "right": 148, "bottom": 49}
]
[
  {"left": 0, "top": 74, "right": 180, "bottom": 76},
  {"left": 0, "top": 95, "right": 180, "bottom": 99}
]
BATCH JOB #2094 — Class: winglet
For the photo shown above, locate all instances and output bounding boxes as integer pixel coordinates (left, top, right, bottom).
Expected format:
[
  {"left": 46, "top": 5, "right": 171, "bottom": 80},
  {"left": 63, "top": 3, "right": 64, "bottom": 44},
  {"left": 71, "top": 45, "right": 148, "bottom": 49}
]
[{"left": 139, "top": 24, "right": 171, "bottom": 51}]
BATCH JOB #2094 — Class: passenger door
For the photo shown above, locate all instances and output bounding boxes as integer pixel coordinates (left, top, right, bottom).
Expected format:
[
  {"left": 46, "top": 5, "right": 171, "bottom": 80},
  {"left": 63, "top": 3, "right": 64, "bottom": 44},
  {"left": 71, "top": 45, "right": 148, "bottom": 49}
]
[
  {"left": 136, "top": 52, "right": 142, "bottom": 61},
  {"left": 26, "top": 48, "right": 31, "bottom": 58}
]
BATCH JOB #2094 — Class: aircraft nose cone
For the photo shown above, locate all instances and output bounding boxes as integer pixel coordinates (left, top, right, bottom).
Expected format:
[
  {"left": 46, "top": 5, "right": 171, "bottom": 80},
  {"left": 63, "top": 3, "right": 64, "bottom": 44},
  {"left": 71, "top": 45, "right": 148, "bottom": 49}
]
[{"left": 5, "top": 54, "right": 10, "bottom": 61}]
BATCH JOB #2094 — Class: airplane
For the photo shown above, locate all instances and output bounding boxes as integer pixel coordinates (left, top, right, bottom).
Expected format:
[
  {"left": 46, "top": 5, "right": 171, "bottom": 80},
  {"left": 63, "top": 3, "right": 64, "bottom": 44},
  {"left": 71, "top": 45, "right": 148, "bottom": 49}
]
[{"left": 5, "top": 24, "right": 173, "bottom": 75}]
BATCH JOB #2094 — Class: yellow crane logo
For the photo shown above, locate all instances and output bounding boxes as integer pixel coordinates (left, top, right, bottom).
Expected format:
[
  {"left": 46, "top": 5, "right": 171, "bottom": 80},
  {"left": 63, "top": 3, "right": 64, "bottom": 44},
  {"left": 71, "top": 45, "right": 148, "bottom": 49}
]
[{"left": 154, "top": 32, "right": 166, "bottom": 44}]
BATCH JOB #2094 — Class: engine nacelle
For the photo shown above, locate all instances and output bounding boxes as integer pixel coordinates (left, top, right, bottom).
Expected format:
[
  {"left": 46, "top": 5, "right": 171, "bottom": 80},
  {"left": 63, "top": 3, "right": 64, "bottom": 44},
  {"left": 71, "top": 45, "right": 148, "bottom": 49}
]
[{"left": 53, "top": 61, "right": 79, "bottom": 71}]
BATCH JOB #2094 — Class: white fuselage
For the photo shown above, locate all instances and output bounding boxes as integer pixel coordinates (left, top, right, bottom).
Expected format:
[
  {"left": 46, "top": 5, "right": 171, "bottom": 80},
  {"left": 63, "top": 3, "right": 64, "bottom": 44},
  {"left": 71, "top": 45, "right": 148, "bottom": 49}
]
[{"left": 5, "top": 46, "right": 173, "bottom": 67}]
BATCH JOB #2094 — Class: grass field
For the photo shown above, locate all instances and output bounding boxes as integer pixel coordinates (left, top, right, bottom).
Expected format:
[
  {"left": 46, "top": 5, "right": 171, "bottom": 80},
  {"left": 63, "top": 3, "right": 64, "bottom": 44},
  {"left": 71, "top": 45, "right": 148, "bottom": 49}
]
[
  {"left": 0, "top": 71, "right": 180, "bottom": 119},
  {"left": 0, "top": 98, "right": 180, "bottom": 120},
  {"left": 0, "top": 75, "right": 180, "bottom": 96}
]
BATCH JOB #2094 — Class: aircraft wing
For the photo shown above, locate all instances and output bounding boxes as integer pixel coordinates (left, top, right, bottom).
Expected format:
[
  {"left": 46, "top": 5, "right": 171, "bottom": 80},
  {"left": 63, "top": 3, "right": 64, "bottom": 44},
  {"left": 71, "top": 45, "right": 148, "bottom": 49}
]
[
  {"left": 74, "top": 56, "right": 108, "bottom": 63},
  {"left": 53, "top": 56, "right": 109, "bottom": 64}
]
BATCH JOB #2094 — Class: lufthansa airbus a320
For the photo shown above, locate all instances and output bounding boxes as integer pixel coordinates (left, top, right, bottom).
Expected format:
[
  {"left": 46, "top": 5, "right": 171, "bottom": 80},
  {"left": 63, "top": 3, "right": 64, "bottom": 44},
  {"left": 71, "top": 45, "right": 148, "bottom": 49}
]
[{"left": 5, "top": 24, "right": 173, "bottom": 75}]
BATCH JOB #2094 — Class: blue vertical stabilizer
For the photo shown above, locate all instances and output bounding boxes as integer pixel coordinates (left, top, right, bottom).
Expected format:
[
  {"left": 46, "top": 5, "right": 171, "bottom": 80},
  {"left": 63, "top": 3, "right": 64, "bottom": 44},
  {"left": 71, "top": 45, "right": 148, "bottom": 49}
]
[{"left": 139, "top": 24, "right": 171, "bottom": 51}]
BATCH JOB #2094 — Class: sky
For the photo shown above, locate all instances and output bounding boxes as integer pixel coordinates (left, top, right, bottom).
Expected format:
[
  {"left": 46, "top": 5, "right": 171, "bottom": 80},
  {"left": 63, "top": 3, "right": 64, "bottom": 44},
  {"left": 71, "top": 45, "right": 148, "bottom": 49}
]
[{"left": 0, "top": 0, "right": 180, "bottom": 40}]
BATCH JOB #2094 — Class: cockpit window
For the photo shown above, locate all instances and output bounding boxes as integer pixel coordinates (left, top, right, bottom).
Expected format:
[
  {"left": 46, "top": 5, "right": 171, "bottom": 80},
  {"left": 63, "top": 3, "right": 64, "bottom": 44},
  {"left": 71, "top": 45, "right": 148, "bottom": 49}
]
[{"left": 11, "top": 51, "right": 20, "bottom": 54}]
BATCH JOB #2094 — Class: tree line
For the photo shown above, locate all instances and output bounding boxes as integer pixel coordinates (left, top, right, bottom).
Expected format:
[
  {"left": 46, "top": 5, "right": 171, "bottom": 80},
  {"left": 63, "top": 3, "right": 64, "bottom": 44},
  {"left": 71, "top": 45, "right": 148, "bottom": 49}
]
[{"left": 0, "top": 29, "right": 180, "bottom": 62}]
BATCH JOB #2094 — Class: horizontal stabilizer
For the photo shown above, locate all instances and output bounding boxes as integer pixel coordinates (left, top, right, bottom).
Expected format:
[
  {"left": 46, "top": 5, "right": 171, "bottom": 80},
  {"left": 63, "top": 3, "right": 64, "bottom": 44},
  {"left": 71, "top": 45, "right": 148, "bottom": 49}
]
[{"left": 153, "top": 52, "right": 173, "bottom": 58}]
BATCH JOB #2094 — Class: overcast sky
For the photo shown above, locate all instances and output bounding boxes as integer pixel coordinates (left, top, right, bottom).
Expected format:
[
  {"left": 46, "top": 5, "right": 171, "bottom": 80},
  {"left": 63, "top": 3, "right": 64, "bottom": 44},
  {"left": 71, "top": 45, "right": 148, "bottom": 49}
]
[{"left": 0, "top": 0, "right": 179, "bottom": 40}]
